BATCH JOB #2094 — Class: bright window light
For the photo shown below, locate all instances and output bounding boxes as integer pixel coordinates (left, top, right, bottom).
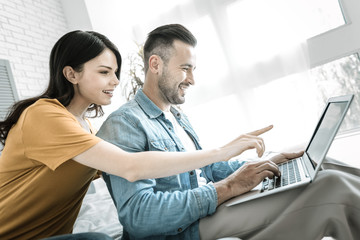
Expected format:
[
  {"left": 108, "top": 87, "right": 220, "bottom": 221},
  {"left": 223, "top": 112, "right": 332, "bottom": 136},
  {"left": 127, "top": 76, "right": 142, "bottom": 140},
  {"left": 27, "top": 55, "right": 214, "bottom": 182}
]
[
  {"left": 226, "top": 0, "right": 344, "bottom": 66},
  {"left": 189, "top": 16, "right": 229, "bottom": 90}
]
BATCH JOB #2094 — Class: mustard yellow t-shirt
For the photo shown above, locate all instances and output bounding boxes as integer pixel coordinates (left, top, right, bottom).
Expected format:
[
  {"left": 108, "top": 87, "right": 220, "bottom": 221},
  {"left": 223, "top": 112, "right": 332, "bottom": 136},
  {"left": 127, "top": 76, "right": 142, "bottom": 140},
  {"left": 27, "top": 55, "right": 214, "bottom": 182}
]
[{"left": 0, "top": 99, "right": 102, "bottom": 239}]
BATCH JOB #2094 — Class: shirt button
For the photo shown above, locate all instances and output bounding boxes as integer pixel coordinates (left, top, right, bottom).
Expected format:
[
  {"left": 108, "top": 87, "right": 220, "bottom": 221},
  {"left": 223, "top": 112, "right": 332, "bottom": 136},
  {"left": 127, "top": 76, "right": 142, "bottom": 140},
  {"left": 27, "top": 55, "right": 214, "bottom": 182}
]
[
  {"left": 189, "top": 171, "right": 194, "bottom": 175},
  {"left": 177, "top": 228, "right": 182, "bottom": 232}
]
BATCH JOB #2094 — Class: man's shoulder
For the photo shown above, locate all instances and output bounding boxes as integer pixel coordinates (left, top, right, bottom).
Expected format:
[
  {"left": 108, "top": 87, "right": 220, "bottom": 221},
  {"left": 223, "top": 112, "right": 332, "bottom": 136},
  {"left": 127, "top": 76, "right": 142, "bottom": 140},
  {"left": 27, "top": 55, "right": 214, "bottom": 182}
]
[
  {"left": 103, "top": 99, "right": 150, "bottom": 127},
  {"left": 110, "top": 99, "right": 143, "bottom": 116}
]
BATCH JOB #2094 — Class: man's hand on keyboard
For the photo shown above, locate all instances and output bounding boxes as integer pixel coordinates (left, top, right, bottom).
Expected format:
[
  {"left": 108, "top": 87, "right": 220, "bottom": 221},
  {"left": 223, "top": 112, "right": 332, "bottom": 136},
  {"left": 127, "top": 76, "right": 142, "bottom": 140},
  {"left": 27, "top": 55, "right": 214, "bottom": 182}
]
[
  {"left": 213, "top": 159, "right": 281, "bottom": 205},
  {"left": 269, "top": 151, "right": 304, "bottom": 165}
]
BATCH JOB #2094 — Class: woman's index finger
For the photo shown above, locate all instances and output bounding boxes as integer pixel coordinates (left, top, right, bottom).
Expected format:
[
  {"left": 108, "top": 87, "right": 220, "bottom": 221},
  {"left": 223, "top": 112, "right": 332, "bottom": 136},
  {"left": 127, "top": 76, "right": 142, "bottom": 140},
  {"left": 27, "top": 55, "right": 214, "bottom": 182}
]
[{"left": 247, "top": 125, "right": 273, "bottom": 136}]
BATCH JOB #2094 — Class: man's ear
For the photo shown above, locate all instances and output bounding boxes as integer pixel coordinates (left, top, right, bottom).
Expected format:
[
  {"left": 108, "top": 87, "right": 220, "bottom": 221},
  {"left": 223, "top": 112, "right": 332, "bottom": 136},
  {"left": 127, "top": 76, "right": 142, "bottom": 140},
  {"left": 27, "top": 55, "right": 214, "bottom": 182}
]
[
  {"left": 63, "top": 66, "right": 78, "bottom": 84},
  {"left": 148, "top": 55, "right": 163, "bottom": 75}
]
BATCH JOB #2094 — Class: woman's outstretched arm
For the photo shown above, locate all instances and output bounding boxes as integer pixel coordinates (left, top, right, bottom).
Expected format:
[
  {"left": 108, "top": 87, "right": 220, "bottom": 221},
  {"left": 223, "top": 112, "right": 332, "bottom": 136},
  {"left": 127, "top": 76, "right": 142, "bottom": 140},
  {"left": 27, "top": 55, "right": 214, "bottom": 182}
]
[{"left": 73, "top": 125, "right": 273, "bottom": 182}]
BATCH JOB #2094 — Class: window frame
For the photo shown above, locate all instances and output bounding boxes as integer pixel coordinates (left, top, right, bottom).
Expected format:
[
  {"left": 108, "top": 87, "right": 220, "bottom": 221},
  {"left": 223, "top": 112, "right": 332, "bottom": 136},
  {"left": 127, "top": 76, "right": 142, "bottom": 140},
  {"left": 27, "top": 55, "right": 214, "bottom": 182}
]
[{"left": 307, "top": 0, "right": 360, "bottom": 68}]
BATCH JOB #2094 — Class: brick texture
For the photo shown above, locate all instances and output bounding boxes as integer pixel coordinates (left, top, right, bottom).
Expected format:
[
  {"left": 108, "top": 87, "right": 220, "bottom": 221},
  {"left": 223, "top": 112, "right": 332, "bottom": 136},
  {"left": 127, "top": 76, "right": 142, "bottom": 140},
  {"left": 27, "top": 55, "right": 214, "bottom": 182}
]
[{"left": 0, "top": 0, "right": 69, "bottom": 99}]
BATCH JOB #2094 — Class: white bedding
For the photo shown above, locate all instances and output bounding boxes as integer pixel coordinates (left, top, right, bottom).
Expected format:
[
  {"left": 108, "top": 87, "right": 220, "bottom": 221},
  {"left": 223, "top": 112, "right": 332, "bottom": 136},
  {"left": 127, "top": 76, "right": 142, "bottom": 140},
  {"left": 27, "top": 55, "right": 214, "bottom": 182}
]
[{"left": 73, "top": 178, "right": 123, "bottom": 239}]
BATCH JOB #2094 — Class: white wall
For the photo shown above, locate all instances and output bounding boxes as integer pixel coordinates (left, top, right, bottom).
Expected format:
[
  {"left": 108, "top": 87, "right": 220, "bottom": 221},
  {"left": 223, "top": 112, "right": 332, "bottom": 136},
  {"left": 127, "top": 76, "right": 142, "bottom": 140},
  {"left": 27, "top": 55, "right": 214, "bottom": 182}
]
[
  {"left": 0, "top": 0, "right": 69, "bottom": 99},
  {"left": 61, "top": 0, "right": 92, "bottom": 31}
]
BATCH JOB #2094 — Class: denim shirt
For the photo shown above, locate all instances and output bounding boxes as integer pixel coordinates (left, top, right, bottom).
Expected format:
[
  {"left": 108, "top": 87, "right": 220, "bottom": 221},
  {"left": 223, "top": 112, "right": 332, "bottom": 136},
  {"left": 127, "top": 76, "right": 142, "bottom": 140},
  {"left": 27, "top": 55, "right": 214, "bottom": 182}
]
[{"left": 96, "top": 89, "right": 244, "bottom": 240}]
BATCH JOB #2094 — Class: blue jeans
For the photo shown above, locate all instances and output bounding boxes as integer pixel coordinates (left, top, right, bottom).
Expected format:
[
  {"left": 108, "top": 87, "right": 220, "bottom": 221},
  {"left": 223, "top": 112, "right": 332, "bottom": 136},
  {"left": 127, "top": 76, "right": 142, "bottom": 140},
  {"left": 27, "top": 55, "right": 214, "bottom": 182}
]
[{"left": 41, "top": 232, "right": 112, "bottom": 240}]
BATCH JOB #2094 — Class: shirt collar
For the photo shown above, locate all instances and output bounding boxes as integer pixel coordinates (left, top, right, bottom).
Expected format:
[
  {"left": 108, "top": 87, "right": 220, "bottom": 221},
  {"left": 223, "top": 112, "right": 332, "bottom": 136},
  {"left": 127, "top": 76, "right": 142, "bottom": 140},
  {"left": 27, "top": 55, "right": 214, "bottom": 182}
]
[
  {"left": 135, "top": 89, "right": 182, "bottom": 119},
  {"left": 135, "top": 89, "right": 163, "bottom": 119}
]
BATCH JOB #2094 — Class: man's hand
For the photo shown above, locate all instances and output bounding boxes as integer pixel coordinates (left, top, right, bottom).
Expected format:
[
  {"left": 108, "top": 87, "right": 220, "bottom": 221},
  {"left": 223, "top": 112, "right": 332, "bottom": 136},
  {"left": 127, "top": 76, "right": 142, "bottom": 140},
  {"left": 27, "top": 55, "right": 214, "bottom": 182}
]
[
  {"left": 268, "top": 151, "right": 304, "bottom": 165},
  {"left": 214, "top": 159, "right": 280, "bottom": 206}
]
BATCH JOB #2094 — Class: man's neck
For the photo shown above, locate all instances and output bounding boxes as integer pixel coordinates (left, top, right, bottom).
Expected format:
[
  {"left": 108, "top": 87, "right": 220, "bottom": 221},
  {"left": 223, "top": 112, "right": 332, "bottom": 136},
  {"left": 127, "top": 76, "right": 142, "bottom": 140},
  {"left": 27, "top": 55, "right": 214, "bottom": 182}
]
[{"left": 142, "top": 86, "right": 171, "bottom": 112}]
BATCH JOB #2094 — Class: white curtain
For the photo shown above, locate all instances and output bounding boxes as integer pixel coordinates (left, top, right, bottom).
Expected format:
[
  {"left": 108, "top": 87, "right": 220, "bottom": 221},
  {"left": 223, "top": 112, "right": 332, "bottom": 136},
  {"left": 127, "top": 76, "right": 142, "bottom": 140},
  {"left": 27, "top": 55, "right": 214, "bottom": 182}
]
[{"left": 87, "top": 0, "right": 345, "bottom": 153}]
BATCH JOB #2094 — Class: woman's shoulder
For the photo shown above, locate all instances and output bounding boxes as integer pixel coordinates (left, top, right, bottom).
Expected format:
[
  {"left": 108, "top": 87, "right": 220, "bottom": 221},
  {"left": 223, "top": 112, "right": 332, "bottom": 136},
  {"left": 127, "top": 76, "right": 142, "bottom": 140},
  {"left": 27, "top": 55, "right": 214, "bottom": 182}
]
[
  {"left": 21, "top": 98, "right": 75, "bottom": 128},
  {"left": 30, "top": 98, "right": 66, "bottom": 110},
  {"left": 26, "top": 98, "right": 71, "bottom": 118}
]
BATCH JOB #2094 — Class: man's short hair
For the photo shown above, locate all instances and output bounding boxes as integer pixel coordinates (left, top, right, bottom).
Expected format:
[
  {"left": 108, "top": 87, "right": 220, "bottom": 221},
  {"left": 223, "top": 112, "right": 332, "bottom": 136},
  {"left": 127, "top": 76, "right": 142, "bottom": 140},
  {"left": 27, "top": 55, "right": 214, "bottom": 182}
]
[{"left": 143, "top": 24, "right": 197, "bottom": 73}]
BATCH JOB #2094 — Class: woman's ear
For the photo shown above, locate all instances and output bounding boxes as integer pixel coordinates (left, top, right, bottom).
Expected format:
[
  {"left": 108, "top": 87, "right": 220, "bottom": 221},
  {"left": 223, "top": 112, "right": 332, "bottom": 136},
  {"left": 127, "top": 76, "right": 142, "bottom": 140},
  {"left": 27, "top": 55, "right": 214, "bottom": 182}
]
[
  {"left": 63, "top": 66, "right": 78, "bottom": 84},
  {"left": 148, "top": 55, "right": 163, "bottom": 75}
]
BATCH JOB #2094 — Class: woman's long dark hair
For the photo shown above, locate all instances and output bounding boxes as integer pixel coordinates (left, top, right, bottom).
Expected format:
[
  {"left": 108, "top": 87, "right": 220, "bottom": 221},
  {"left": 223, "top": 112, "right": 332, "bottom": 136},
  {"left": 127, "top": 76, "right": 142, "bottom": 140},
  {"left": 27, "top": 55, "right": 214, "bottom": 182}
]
[{"left": 0, "top": 30, "right": 122, "bottom": 147}]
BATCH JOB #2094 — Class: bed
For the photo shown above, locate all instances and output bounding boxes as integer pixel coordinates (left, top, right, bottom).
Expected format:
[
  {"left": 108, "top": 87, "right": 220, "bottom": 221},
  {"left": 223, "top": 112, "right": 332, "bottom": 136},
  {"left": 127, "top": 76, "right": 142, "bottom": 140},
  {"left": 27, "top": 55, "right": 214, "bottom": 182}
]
[{"left": 73, "top": 178, "right": 123, "bottom": 239}]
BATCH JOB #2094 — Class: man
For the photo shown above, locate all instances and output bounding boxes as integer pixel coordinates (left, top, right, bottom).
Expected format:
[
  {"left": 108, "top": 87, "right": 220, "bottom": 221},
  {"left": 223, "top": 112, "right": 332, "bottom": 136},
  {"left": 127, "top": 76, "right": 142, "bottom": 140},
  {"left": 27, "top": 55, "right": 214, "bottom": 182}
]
[{"left": 97, "top": 24, "right": 360, "bottom": 239}]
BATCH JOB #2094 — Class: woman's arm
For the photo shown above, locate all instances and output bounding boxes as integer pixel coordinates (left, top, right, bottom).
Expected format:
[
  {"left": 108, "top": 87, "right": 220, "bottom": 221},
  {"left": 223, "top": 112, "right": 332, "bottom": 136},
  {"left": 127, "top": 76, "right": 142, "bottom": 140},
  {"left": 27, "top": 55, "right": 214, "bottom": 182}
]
[{"left": 73, "top": 125, "right": 273, "bottom": 182}]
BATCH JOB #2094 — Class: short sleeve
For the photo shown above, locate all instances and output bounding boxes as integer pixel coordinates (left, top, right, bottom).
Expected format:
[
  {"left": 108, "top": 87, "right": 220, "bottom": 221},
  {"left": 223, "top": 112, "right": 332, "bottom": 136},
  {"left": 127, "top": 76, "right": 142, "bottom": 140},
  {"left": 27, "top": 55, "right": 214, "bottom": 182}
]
[{"left": 22, "top": 99, "right": 102, "bottom": 170}]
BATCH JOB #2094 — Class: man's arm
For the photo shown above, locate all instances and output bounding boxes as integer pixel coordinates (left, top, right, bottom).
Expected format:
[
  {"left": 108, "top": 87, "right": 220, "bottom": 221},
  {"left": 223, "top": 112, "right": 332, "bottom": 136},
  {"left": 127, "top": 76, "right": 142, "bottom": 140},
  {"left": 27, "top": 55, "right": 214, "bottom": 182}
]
[
  {"left": 203, "top": 160, "right": 245, "bottom": 183},
  {"left": 104, "top": 173, "right": 217, "bottom": 237},
  {"left": 97, "top": 113, "right": 218, "bottom": 237}
]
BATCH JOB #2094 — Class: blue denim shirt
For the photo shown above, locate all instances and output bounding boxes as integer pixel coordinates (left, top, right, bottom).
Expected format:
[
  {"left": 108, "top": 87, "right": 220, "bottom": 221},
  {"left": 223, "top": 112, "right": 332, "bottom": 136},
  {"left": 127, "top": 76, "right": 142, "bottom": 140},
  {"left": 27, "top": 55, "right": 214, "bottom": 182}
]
[{"left": 97, "top": 89, "right": 244, "bottom": 240}]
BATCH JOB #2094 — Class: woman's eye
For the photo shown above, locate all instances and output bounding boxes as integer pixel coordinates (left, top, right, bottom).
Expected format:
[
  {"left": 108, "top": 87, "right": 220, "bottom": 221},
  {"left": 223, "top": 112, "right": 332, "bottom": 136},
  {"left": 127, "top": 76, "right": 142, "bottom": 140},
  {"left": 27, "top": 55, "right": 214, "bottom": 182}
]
[{"left": 100, "top": 71, "right": 109, "bottom": 75}]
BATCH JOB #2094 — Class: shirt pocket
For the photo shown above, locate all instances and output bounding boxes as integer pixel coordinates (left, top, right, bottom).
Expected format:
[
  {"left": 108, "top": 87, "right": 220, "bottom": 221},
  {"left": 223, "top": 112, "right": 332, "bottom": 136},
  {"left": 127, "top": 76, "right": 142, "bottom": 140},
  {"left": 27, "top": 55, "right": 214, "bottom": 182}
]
[{"left": 149, "top": 139, "right": 177, "bottom": 152}]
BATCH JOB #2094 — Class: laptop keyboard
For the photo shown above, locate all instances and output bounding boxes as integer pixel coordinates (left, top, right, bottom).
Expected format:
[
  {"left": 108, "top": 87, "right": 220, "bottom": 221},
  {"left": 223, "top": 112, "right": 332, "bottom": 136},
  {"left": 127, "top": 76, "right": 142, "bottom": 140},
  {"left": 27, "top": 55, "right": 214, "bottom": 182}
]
[{"left": 261, "top": 158, "right": 302, "bottom": 192}]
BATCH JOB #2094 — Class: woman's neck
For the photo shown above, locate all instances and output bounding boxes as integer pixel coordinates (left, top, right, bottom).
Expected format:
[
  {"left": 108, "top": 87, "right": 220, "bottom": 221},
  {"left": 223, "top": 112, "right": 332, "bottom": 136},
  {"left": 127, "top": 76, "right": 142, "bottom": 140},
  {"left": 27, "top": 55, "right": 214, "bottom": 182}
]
[
  {"left": 66, "top": 98, "right": 90, "bottom": 119},
  {"left": 66, "top": 102, "right": 91, "bottom": 133}
]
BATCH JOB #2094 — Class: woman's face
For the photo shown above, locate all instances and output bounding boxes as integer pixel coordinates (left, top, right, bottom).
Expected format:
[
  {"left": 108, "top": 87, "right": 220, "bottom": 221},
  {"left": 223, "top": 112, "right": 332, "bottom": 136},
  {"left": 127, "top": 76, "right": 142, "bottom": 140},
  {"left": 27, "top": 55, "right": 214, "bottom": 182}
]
[{"left": 73, "top": 48, "right": 119, "bottom": 106}]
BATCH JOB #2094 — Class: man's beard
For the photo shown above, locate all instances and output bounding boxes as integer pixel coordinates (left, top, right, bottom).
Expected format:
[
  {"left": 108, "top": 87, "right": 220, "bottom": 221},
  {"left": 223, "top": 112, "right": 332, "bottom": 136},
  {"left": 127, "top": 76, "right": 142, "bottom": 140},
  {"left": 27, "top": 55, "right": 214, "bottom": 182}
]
[{"left": 158, "top": 70, "right": 185, "bottom": 105}]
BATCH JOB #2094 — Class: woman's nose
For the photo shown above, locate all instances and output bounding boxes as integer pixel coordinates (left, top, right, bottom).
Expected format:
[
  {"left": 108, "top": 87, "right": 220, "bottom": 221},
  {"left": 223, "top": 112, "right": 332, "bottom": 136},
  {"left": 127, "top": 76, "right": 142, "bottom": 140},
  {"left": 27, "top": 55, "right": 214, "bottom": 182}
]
[{"left": 112, "top": 74, "right": 120, "bottom": 86}]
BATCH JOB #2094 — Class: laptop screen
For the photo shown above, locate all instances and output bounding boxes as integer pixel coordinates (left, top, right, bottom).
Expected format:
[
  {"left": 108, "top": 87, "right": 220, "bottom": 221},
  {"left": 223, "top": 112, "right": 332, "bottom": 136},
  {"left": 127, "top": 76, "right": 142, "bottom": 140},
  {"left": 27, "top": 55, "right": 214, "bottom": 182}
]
[{"left": 306, "top": 101, "right": 348, "bottom": 168}]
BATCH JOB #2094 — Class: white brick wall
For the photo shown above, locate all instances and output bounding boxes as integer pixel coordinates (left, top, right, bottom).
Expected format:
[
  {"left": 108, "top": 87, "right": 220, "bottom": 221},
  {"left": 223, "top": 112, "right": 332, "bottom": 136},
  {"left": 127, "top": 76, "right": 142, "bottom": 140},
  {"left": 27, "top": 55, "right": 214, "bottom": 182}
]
[{"left": 0, "top": 0, "right": 69, "bottom": 99}]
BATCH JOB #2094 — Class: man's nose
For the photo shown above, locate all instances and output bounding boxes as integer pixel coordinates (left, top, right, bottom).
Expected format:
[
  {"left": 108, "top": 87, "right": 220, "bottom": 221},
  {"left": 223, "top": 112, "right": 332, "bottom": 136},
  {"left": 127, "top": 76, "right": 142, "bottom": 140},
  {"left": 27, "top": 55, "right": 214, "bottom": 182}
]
[{"left": 187, "top": 72, "right": 195, "bottom": 85}]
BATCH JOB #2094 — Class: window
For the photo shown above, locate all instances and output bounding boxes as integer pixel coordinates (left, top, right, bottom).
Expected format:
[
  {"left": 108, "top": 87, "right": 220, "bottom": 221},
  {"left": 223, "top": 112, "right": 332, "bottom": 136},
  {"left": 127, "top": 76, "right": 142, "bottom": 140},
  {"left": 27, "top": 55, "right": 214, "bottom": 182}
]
[
  {"left": 309, "top": 53, "right": 360, "bottom": 133},
  {"left": 88, "top": 0, "right": 360, "bottom": 151},
  {"left": 0, "top": 59, "right": 19, "bottom": 121},
  {"left": 247, "top": 53, "right": 360, "bottom": 150},
  {"left": 226, "top": 0, "right": 345, "bottom": 67}
]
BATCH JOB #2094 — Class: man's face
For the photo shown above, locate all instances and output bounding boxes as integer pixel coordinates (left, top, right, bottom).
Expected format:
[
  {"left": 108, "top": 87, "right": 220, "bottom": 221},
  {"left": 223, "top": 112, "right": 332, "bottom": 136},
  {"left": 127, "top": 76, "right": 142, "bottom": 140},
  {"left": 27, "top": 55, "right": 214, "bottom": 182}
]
[{"left": 158, "top": 40, "right": 196, "bottom": 106}]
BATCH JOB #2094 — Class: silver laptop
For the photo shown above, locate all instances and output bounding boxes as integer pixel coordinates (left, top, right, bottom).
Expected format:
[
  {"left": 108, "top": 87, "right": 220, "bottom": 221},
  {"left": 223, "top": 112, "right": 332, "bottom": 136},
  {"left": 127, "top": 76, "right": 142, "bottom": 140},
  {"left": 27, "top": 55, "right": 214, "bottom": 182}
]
[{"left": 225, "top": 94, "right": 354, "bottom": 207}]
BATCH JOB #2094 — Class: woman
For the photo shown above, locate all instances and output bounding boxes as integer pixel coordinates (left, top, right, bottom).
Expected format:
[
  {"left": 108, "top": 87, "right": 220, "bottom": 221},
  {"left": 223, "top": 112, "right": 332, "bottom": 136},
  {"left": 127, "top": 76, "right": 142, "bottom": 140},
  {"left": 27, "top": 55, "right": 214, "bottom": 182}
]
[{"left": 0, "top": 30, "right": 272, "bottom": 239}]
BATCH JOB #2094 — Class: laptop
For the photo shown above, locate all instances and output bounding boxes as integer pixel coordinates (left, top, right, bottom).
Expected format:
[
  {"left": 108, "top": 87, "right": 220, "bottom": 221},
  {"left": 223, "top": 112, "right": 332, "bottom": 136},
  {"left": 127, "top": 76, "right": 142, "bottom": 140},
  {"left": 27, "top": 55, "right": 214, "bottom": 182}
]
[{"left": 225, "top": 94, "right": 354, "bottom": 207}]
